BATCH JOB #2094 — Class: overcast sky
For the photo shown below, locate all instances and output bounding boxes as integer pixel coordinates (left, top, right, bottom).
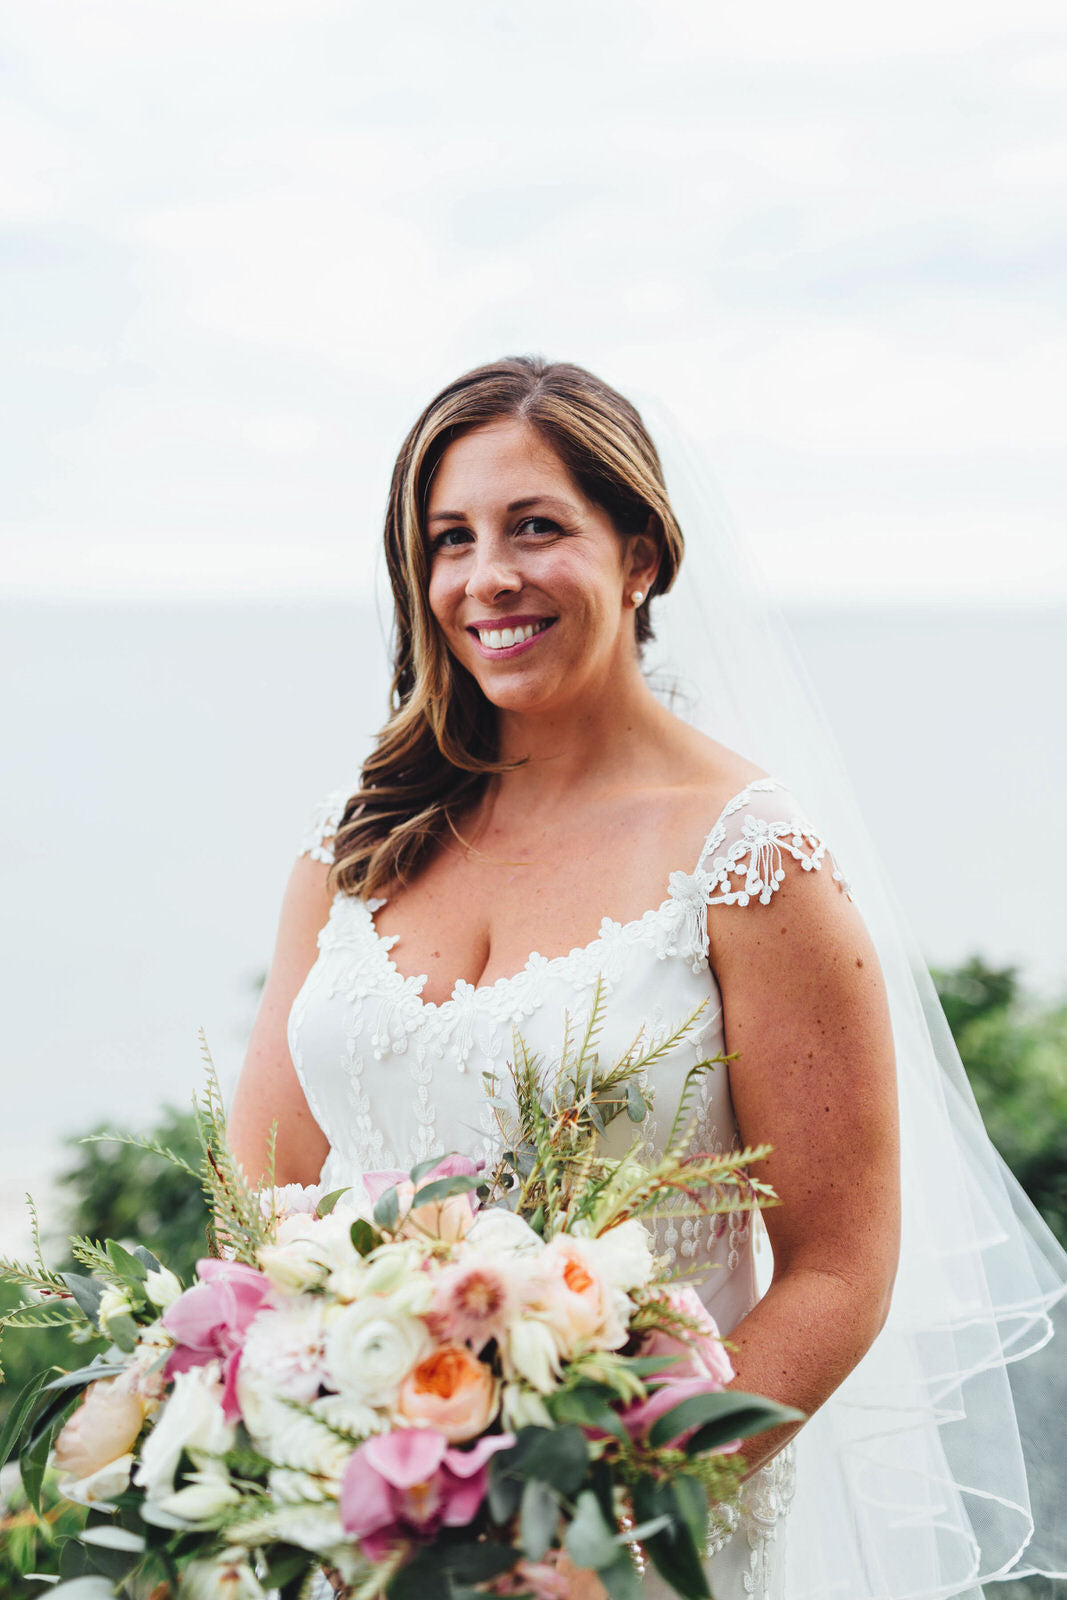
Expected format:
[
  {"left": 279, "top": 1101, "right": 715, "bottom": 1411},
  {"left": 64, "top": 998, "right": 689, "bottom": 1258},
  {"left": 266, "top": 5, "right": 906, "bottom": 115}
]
[{"left": 3, "top": 0, "right": 1065, "bottom": 603}]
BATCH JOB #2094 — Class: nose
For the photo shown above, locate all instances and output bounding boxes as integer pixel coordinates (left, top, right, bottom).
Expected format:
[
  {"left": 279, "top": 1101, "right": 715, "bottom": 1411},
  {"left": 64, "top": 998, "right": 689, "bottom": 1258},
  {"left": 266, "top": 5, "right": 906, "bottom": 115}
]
[{"left": 464, "top": 535, "right": 521, "bottom": 605}]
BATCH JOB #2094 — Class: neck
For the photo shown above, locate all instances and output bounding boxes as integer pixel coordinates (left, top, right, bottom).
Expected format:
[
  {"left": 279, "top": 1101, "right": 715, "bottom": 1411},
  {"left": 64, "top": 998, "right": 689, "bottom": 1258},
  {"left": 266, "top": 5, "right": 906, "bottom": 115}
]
[{"left": 489, "top": 661, "right": 673, "bottom": 813}]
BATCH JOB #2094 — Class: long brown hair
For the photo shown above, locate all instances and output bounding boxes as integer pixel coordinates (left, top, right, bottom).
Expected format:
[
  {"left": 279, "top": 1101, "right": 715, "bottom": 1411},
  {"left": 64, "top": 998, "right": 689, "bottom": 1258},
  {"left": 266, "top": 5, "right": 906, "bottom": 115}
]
[{"left": 331, "top": 356, "right": 685, "bottom": 897}]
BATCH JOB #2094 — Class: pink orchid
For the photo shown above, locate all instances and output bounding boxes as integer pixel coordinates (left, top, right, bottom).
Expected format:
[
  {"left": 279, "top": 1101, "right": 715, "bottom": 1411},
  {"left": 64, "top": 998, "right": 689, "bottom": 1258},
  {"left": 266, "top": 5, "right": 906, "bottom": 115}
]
[
  {"left": 163, "top": 1259, "right": 273, "bottom": 1421},
  {"left": 340, "top": 1428, "right": 514, "bottom": 1559}
]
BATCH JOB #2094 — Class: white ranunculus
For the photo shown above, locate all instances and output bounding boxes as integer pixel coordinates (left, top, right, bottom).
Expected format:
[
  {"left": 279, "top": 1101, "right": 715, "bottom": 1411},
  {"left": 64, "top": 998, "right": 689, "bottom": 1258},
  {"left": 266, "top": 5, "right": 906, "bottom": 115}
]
[
  {"left": 133, "top": 1364, "right": 234, "bottom": 1503},
  {"left": 464, "top": 1208, "right": 544, "bottom": 1257},
  {"left": 144, "top": 1265, "right": 183, "bottom": 1311},
  {"left": 324, "top": 1298, "right": 431, "bottom": 1409},
  {"left": 157, "top": 1466, "right": 243, "bottom": 1525},
  {"left": 501, "top": 1317, "right": 563, "bottom": 1393},
  {"left": 583, "top": 1219, "right": 655, "bottom": 1291}
]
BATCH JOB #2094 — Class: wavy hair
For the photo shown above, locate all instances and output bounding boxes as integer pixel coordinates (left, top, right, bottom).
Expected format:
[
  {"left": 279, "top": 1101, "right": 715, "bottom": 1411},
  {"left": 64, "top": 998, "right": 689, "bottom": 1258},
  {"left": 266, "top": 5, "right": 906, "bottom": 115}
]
[{"left": 331, "top": 356, "right": 685, "bottom": 898}]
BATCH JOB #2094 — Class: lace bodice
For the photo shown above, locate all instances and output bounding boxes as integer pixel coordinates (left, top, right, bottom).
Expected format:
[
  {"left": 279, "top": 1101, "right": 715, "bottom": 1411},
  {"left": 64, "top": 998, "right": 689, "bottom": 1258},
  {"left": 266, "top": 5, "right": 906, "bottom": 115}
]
[{"left": 288, "top": 776, "right": 850, "bottom": 1599}]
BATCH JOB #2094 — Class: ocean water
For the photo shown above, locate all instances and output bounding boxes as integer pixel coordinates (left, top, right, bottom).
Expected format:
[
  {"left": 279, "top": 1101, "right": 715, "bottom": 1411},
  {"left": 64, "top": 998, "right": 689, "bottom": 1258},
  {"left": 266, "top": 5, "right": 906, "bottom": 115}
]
[{"left": 2, "top": 600, "right": 1063, "bottom": 1246}]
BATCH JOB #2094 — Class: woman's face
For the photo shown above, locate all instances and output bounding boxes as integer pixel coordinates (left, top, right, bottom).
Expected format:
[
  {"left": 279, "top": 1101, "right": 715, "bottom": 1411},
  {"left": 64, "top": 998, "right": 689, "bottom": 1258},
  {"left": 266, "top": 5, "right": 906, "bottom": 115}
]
[{"left": 424, "top": 419, "right": 652, "bottom": 716}]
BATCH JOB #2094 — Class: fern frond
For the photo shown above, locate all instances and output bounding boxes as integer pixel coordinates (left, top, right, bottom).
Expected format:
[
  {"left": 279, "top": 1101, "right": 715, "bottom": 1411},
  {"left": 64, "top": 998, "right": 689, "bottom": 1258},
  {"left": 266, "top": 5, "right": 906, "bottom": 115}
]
[
  {"left": 194, "top": 1032, "right": 272, "bottom": 1261},
  {"left": 68, "top": 1237, "right": 117, "bottom": 1278},
  {"left": 78, "top": 1131, "right": 198, "bottom": 1180},
  {"left": 0, "top": 1300, "right": 85, "bottom": 1333},
  {"left": 0, "top": 1254, "right": 67, "bottom": 1297}
]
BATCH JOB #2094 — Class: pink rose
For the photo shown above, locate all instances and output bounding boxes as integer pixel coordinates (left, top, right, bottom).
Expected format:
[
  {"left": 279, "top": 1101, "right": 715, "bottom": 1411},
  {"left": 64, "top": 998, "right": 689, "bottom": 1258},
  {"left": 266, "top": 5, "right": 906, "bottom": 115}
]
[
  {"left": 340, "top": 1428, "right": 514, "bottom": 1559},
  {"left": 640, "top": 1287, "right": 735, "bottom": 1387},
  {"left": 622, "top": 1287, "right": 737, "bottom": 1448},
  {"left": 364, "top": 1157, "right": 479, "bottom": 1244},
  {"left": 396, "top": 1345, "right": 499, "bottom": 1442},
  {"left": 163, "top": 1258, "right": 273, "bottom": 1420}
]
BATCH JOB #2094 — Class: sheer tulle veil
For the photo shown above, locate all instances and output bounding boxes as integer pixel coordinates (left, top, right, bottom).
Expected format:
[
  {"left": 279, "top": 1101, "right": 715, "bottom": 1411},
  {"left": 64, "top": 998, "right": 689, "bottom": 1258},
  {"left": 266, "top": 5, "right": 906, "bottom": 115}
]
[{"left": 631, "top": 389, "right": 1067, "bottom": 1598}]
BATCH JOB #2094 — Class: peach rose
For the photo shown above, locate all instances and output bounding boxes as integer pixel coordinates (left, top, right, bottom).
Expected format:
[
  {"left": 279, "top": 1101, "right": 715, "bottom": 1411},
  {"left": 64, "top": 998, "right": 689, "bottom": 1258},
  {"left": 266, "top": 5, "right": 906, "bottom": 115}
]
[
  {"left": 396, "top": 1181, "right": 476, "bottom": 1245},
  {"left": 531, "top": 1237, "right": 629, "bottom": 1357},
  {"left": 53, "top": 1377, "right": 145, "bottom": 1482},
  {"left": 395, "top": 1344, "right": 499, "bottom": 1442}
]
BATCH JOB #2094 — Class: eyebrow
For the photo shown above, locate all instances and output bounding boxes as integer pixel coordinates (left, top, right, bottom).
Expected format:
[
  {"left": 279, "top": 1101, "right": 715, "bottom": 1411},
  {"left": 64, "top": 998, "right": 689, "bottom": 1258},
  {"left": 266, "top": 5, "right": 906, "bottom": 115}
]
[{"left": 426, "top": 495, "right": 578, "bottom": 524}]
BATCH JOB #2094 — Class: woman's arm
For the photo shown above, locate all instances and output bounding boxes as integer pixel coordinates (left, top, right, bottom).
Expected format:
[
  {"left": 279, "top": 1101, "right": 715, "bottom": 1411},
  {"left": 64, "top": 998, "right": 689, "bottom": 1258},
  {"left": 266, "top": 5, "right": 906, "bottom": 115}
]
[
  {"left": 227, "top": 854, "right": 335, "bottom": 1187},
  {"left": 707, "top": 854, "right": 900, "bottom": 1471}
]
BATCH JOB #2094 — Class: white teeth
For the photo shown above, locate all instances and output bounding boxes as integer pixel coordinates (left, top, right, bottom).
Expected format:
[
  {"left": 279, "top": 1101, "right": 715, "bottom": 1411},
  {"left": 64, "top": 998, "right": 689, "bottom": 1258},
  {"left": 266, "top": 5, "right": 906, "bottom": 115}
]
[{"left": 476, "top": 620, "right": 549, "bottom": 650}]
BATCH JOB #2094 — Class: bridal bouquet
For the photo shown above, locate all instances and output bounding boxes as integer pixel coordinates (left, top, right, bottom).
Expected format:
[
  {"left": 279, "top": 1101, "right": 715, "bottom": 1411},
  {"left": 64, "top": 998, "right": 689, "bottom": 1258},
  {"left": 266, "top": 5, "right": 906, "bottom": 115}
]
[{"left": 0, "top": 988, "right": 797, "bottom": 1600}]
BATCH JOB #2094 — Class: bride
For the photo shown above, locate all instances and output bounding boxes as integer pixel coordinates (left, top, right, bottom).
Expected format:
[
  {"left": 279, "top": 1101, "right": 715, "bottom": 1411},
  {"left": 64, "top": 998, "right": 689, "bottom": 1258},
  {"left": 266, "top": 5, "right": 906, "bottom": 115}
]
[{"left": 228, "top": 357, "right": 1066, "bottom": 1600}]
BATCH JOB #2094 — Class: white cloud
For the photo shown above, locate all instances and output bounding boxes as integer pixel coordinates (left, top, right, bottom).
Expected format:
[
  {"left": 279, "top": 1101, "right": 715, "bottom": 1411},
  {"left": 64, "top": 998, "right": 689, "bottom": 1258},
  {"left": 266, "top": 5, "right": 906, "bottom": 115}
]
[{"left": 2, "top": 0, "right": 1065, "bottom": 601}]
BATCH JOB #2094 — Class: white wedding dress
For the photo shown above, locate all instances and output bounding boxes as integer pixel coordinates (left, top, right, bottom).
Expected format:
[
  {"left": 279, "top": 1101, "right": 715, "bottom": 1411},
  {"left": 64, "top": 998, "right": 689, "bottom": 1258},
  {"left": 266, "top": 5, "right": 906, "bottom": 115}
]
[{"left": 288, "top": 774, "right": 853, "bottom": 1600}]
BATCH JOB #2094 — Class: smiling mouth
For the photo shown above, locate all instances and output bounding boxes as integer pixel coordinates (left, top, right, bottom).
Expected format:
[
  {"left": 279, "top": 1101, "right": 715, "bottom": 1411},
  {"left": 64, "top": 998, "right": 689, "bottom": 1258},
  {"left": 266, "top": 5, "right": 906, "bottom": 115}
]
[{"left": 468, "top": 618, "right": 556, "bottom": 653}]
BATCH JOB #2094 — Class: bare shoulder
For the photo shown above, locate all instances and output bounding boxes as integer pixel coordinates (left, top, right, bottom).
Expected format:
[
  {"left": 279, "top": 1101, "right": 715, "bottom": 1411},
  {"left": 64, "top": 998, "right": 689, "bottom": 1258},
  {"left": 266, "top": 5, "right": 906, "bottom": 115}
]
[{"left": 640, "top": 722, "right": 772, "bottom": 857}]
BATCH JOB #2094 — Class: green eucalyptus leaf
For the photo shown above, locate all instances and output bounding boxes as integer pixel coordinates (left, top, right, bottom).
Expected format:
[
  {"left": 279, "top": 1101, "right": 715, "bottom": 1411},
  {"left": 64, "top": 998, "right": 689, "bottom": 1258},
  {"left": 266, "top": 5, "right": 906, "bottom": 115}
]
[
  {"left": 105, "top": 1241, "right": 148, "bottom": 1282},
  {"left": 520, "top": 1477, "right": 560, "bottom": 1561},
  {"left": 648, "top": 1388, "right": 800, "bottom": 1451},
  {"left": 564, "top": 1489, "right": 618, "bottom": 1570},
  {"left": 60, "top": 1272, "right": 104, "bottom": 1325},
  {"left": 598, "top": 1549, "right": 645, "bottom": 1600},
  {"left": 440, "top": 1544, "right": 521, "bottom": 1581},
  {"left": 103, "top": 1313, "right": 138, "bottom": 1354},
  {"left": 315, "top": 1187, "right": 351, "bottom": 1218},
  {"left": 521, "top": 1423, "right": 589, "bottom": 1495},
  {"left": 411, "top": 1174, "right": 483, "bottom": 1207},
  {"left": 626, "top": 1082, "right": 647, "bottom": 1123},
  {"left": 350, "top": 1217, "right": 381, "bottom": 1257},
  {"left": 373, "top": 1185, "right": 400, "bottom": 1231}
]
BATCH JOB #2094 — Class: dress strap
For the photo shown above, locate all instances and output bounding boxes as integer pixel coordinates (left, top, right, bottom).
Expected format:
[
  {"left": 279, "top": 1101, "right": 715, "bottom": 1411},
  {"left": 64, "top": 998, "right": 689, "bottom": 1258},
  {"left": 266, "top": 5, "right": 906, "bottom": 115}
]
[
  {"left": 297, "top": 787, "right": 353, "bottom": 867},
  {"left": 694, "top": 777, "right": 852, "bottom": 909}
]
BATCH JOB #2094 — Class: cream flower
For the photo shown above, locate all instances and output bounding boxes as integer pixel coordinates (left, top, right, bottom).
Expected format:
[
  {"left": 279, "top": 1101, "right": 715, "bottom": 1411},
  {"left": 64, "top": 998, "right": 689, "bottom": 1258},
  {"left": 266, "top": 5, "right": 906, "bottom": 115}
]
[
  {"left": 183, "top": 1547, "right": 265, "bottom": 1600},
  {"left": 500, "top": 1317, "right": 563, "bottom": 1393},
  {"left": 464, "top": 1208, "right": 544, "bottom": 1257},
  {"left": 134, "top": 1363, "right": 234, "bottom": 1503},
  {"left": 156, "top": 1465, "right": 243, "bottom": 1525},
  {"left": 53, "top": 1377, "right": 145, "bottom": 1484},
  {"left": 324, "top": 1298, "right": 432, "bottom": 1409},
  {"left": 144, "top": 1265, "right": 183, "bottom": 1311}
]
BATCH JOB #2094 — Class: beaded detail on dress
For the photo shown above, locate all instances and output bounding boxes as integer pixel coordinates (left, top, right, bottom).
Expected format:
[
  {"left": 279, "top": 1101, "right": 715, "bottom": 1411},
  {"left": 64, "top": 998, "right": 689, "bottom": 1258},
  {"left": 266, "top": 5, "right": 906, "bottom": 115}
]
[{"left": 287, "top": 776, "right": 847, "bottom": 1600}]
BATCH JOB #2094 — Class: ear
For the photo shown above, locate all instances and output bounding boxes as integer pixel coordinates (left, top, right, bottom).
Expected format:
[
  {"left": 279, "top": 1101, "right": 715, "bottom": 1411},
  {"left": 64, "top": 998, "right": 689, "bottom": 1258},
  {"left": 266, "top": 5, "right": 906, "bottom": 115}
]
[{"left": 624, "top": 513, "right": 662, "bottom": 596}]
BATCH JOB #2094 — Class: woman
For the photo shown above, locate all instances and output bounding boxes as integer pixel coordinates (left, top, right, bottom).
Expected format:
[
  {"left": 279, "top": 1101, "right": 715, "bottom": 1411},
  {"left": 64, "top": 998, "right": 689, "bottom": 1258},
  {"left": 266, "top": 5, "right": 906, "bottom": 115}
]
[{"left": 228, "top": 357, "right": 1065, "bottom": 1599}]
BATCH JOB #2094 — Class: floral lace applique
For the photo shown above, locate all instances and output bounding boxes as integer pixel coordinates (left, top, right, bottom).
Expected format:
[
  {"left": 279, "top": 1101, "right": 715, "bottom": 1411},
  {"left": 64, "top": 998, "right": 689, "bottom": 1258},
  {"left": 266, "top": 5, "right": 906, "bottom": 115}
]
[{"left": 296, "top": 787, "right": 352, "bottom": 867}]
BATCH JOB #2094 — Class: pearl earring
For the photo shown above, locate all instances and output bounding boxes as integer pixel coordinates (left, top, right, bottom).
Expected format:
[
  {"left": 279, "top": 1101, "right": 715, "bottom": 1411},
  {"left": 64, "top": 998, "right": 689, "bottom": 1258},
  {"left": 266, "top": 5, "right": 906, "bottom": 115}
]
[{"left": 631, "top": 589, "right": 645, "bottom": 607}]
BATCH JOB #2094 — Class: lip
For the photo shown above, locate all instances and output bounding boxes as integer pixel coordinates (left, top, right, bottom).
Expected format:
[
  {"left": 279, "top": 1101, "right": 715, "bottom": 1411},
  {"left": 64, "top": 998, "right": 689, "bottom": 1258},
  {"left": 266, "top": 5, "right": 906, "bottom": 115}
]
[
  {"left": 466, "top": 614, "right": 554, "bottom": 630},
  {"left": 466, "top": 616, "right": 557, "bottom": 661}
]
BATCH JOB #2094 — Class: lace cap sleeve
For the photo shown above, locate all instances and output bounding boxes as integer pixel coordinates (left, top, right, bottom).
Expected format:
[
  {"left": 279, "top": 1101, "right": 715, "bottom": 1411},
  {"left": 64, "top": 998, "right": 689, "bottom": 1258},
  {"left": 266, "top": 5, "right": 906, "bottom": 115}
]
[
  {"left": 297, "top": 788, "right": 352, "bottom": 867},
  {"left": 698, "top": 777, "right": 852, "bottom": 908}
]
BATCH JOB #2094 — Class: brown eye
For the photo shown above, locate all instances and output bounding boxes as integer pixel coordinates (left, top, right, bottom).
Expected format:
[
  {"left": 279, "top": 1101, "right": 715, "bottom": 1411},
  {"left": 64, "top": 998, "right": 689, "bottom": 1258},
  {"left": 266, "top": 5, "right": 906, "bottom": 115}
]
[{"left": 430, "top": 527, "right": 472, "bottom": 551}]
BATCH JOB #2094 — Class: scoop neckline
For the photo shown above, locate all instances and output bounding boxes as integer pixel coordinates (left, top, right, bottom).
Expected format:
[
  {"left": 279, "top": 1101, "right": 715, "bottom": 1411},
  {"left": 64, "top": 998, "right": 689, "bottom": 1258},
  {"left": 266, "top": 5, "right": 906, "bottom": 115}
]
[{"left": 341, "top": 775, "right": 783, "bottom": 1014}]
